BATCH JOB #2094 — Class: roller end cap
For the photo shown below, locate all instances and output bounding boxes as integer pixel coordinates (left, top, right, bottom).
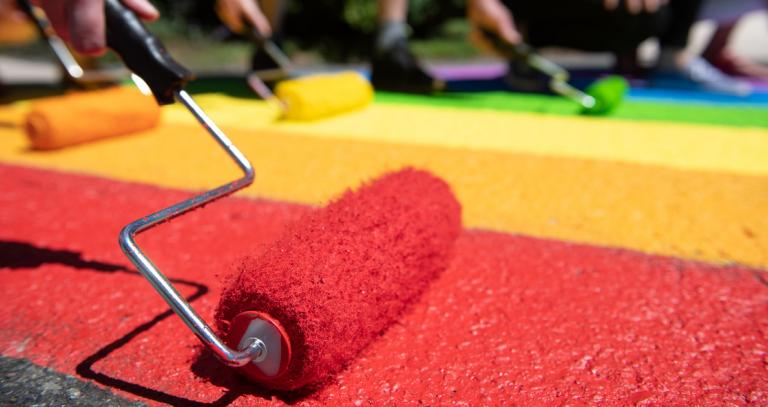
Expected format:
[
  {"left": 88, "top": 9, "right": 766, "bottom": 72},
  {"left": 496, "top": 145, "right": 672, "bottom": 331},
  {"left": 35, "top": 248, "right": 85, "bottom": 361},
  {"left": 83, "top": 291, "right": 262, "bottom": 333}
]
[{"left": 227, "top": 311, "right": 292, "bottom": 383}]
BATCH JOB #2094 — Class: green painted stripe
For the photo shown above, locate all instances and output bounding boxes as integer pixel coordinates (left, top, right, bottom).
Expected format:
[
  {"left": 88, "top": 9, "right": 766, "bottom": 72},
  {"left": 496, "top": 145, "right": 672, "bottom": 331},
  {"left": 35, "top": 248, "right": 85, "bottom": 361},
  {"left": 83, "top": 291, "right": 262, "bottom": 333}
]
[
  {"left": 182, "top": 77, "right": 768, "bottom": 129},
  {"left": 375, "top": 91, "right": 768, "bottom": 129}
]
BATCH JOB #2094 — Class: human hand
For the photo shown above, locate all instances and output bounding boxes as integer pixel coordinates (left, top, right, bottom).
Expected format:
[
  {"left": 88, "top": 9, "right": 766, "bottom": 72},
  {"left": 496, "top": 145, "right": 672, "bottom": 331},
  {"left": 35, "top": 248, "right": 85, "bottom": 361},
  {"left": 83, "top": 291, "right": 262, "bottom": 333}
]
[
  {"left": 603, "top": 0, "right": 668, "bottom": 14},
  {"left": 216, "top": 0, "right": 272, "bottom": 37},
  {"left": 0, "top": 0, "right": 27, "bottom": 22},
  {"left": 32, "top": 0, "right": 159, "bottom": 55},
  {"left": 467, "top": 0, "right": 521, "bottom": 54}
]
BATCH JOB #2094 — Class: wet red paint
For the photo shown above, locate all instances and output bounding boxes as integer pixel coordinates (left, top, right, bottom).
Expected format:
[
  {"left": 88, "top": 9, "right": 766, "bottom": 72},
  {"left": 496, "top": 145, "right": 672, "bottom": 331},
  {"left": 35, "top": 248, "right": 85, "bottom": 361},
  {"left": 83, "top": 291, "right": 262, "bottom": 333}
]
[{"left": 0, "top": 163, "right": 766, "bottom": 406}]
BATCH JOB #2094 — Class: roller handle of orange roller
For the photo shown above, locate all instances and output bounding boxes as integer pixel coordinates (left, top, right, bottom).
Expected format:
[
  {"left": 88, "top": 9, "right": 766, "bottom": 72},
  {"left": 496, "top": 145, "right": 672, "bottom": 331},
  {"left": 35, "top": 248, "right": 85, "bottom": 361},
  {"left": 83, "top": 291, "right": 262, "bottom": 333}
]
[{"left": 104, "top": 0, "right": 193, "bottom": 105}]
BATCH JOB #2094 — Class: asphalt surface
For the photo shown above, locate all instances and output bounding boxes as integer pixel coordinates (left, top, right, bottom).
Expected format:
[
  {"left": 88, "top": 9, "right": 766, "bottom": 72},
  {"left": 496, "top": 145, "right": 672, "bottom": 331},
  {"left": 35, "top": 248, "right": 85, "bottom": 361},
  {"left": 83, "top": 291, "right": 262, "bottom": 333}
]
[{"left": 0, "top": 356, "right": 144, "bottom": 407}]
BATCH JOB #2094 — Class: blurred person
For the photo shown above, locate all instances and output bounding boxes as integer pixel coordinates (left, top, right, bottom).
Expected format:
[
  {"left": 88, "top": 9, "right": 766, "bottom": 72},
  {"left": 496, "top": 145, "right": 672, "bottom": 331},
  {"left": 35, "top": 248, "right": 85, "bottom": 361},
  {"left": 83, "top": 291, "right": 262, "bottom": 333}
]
[
  {"left": 216, "top": 0, "right": 440, "bottom": 93},
  {"left": 369, "top": 0, "right": 442, "bottom": 93},
  {"left": 216, "top": 0, "right": 286, "bottom": 76},
  {"left": 468, "top": 0, "right": 751, "bottom": 94},
  {"left": 699, "top": 0, "right": 768, "bottom": 79}
]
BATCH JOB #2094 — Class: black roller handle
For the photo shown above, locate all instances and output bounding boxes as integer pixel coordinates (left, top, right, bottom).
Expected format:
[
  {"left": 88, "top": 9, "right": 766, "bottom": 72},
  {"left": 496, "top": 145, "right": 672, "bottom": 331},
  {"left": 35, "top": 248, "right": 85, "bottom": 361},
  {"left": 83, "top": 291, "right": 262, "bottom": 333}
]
[
  {"left": 240, "top": 20, "right": 292, "bottom": 73},
  {"left": 479, "top": 27, "right": 533, "bottom": 61},
  {"left": 104, "top": 0, "right": 193, "bottom": 105},
  {"left": 243, "top": 22, "right": 267, "bottom": 46},
  {"left": 479, "top": 26, "right": 569, "bottom": 80}
]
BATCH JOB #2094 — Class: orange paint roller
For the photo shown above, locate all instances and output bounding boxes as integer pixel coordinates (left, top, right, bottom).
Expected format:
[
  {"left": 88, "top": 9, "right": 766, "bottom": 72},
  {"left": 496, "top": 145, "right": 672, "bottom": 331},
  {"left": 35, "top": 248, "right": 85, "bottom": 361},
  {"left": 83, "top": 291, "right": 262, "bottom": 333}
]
[{"left": 25, "top": 86, "right": 161, "bottom": 150}]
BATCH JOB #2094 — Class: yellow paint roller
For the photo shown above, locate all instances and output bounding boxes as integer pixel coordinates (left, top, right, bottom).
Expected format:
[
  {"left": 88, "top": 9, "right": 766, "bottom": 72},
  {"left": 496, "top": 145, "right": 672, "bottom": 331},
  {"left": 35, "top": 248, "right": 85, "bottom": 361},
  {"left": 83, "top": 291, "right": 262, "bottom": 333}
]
[
  {"left": 250, "top": 71, "right": 373, "bottom": 121},
  {"left": 243, "top": 28, "right": 373, "bottom": 121},
  {"left": 25, "top": 86, "right": 161, "bottom": 150}
]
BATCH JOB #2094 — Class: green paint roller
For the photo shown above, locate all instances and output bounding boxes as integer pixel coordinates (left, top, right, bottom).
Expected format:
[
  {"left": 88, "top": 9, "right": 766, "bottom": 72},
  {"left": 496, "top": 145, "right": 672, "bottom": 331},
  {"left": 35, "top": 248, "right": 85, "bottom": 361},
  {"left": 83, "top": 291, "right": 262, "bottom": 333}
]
[{"left": 481, "top": 28, "right": 628, "bottom": 115}]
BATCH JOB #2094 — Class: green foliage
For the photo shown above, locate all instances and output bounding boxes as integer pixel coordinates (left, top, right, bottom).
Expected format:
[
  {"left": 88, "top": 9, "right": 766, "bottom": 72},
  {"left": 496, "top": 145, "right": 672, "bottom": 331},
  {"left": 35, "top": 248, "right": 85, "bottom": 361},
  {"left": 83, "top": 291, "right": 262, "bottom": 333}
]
[
  {"left": 408, "top": 0, "right": 466, "bottom": 30},
  {"left": 343, "top": 0, "right": 379, "bottom": 34},
  {"left": 148, "top": 0, "right": 468, "bottom": 60}
]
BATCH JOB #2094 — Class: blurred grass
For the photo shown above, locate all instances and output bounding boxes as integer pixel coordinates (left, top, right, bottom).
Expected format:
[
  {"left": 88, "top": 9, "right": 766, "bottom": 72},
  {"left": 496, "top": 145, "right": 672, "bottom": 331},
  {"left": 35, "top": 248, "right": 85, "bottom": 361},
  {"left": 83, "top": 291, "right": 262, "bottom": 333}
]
[
  {"left": 148, "top": 19, "right": 252, "bottom": 71},
  {"left": 411, "top": 19, "right": 479, "bottom": 61}
]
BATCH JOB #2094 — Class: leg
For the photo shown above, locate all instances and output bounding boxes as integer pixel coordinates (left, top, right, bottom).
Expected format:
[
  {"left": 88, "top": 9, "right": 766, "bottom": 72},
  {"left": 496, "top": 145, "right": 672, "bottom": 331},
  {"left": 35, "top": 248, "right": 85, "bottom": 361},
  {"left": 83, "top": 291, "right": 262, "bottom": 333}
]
[
  {"left": 378, "top": 0, "right": 408, "bottom": 22},
  {"left": 376, "top": 0, "right": 408, "bottom": 50},
  {"left": 370, "top": 0, "right": 443, "bottom": 94},
  {"left": 702, "top": 19, "right": 768, "bottom": 78},
  {"left": 658, "top": 0, "right": 702, "bottom": 50},
  {"left": 654, "top": 0, "right": 752, "bottom": 94}
]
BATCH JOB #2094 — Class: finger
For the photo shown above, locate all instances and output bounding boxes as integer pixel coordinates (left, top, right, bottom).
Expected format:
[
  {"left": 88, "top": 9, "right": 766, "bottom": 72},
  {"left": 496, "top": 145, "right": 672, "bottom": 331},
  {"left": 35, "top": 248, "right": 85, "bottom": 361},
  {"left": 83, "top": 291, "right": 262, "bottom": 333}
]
[
  {"left": 67, "top": 0, "right": 105, "bottom": 55},
  {"left": 496, "top": 14, "right": 521, "bottom": 44},
  {"left": 0, "top": 0, "right": 23, "bottom": 20},
  {"left": 603, "top": 0, "right": 619, "bottom": 10},
  {"left": 469, "top": 26, "right": 498, "bottom": 55},
  {"left": 37, "top": 0, "right": 71, "bottom": 42},
  {"left": 216, "top": 1, "right": 244, "bottom": 33},
  {"left": 240, "top": 0, "right": 272, "bottom": 37},
  {"left": 626, "top": 0, "right": 642, "bottom": 14},
  {"left": 121, "top": 0, "right": 159, "bottom": 20},
  {"left": 3, "top": 3, "right": 28, "bottom": 22},
  {"left": 643, "top": 0, "right": 660, "bottom": 13}
]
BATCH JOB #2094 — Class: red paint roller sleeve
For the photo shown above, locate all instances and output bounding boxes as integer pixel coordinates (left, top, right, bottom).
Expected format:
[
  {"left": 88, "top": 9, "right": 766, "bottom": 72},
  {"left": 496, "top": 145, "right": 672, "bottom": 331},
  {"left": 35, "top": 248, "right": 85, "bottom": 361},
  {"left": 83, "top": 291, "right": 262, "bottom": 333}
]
[
  {"left": 25, "top": 86, "right": 161, "bottom": 150},
  {"left": 215, "top": 168, "right": 462, "bottom": 390}
]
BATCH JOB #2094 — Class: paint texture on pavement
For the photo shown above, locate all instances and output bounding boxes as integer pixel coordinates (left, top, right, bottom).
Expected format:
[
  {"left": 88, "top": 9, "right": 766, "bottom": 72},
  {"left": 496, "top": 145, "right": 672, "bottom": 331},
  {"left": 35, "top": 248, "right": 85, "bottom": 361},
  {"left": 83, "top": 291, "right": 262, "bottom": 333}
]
[
  {"left": 0, "top": 164, "right": 766, "bottom": 406},
  {"left": 0, "top": 99, "right": 766, "bottom": 267},
  {"left": 6, "top": 92, "right": 768, "bottom": 176},
  {"left": 162, "top": 94, "right": 768, "bottom": 176},
  {"left": 0, "top": 356, "right": 145, "bottom": 407}
]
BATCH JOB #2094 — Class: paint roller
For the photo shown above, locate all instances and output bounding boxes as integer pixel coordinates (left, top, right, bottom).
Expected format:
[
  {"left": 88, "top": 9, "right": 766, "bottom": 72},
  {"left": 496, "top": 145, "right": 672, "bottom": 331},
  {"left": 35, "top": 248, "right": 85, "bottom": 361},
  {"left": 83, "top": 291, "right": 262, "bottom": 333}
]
[
  {"left": 216, "top": 168, "right": 461, "bottom": 389},
  {"left": 481, "top": 28, "right": 629, "bottom": 115},
  {"left": 101, "top": 0, "right": 461, "bottom": 391},
  {"left": 243, "top": 26, "right": 374, "bottom": 121},
  {"left": 25, "top": 86, "right": 161, "bottom": 150},
  {"left": 17, "top": 0, "right": 160, "bottom": 150},
  {"left": 17, "top": 0, "right": 159, "bottom": 151}
]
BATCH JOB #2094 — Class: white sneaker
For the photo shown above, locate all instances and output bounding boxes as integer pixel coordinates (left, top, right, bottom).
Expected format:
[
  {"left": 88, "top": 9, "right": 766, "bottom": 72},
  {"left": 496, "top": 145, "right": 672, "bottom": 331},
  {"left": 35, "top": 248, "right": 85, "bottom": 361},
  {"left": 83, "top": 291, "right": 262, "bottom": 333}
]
[{"left": 679, "top": 56, "right": 753, "bottom": 96}]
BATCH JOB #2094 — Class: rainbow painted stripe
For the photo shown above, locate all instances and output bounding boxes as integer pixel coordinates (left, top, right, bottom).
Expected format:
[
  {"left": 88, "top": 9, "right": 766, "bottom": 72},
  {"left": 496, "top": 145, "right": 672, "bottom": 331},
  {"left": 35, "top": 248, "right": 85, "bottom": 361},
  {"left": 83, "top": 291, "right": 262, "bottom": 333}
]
[{"left": 1, "top": 89, "right": 766, "bottom": 267}]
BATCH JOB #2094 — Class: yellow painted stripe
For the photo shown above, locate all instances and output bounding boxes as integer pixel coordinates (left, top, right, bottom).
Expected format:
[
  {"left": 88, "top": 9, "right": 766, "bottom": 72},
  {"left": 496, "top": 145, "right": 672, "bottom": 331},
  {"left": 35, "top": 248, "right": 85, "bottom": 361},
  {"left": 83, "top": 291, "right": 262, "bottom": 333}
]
[
  {"left": 163, "top": 94, "right": 768, "bottom": 177},
  {"left": 0, "top": 97, "right": 766, "bottom": 268}
]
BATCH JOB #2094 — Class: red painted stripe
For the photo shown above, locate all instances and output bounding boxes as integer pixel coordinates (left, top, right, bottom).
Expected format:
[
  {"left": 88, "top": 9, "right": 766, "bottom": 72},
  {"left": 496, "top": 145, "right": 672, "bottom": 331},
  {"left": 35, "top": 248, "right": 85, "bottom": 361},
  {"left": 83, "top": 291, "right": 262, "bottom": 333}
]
[{"left": 0, "top": 164, "right": 766, "bottom": 406}]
